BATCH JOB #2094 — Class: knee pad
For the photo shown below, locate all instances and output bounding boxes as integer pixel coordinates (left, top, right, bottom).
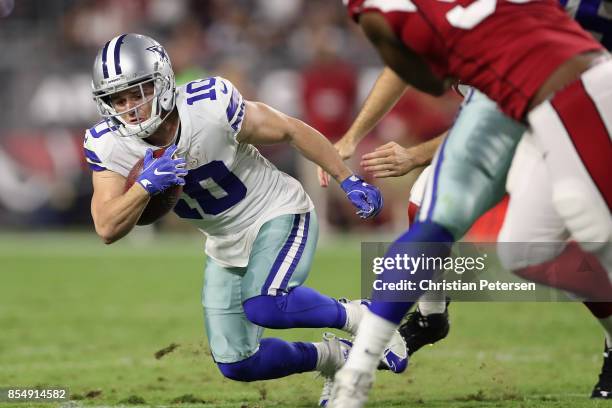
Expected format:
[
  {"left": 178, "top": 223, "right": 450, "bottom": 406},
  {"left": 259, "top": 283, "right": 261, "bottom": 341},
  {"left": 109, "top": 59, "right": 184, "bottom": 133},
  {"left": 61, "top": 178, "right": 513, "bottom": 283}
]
[
  {"left": 552, "top": 179, "right": 612, "bottom": 249},
  {"left": 217, "top": 338, "right": 317, "bottom": 381},
  {"left": 243, "top": 295, "right": 276, "bottom": 327},
  {"left": 243, "top": 289, "right": 345, "bottom": 329},
  {"left": 217, "top": 355, "right": 259, "bottom": 382}
]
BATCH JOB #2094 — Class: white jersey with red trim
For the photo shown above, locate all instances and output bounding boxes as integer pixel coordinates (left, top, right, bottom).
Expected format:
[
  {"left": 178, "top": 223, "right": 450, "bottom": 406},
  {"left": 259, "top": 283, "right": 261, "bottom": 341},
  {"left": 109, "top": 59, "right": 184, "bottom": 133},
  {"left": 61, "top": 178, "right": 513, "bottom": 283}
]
[{"left": 83, "top": 76, "right": 313, "bottom": 267}]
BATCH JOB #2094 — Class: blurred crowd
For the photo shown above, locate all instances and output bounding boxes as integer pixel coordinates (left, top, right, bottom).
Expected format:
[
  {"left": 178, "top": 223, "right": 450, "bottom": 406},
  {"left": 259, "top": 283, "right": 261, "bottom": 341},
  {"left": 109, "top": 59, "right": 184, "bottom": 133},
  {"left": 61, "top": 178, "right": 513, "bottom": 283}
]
[{"left": 0, "top": 0, "right": 460, "bottom": 232}]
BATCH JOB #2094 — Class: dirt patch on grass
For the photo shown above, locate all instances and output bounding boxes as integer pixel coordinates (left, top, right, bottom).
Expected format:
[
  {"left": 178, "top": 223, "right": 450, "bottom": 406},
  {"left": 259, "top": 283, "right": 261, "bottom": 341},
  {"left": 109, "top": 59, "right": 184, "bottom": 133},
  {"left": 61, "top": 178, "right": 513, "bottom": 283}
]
[
  {"left": 118, "top": 394, "right": 146, "bottom": 404},
  {"left": 155, "top": 342, "right": 180, "bottom": 359},
  {"left": 170, "top": 394, "right": 208, "bottom": 404}
]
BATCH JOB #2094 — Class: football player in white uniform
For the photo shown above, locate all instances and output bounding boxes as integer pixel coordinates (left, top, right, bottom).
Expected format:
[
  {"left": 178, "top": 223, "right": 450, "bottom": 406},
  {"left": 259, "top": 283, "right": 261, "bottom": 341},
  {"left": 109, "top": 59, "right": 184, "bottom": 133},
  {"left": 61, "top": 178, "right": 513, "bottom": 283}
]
[{"left": 84, "top": 34, "right": 407, "bottom": 397}]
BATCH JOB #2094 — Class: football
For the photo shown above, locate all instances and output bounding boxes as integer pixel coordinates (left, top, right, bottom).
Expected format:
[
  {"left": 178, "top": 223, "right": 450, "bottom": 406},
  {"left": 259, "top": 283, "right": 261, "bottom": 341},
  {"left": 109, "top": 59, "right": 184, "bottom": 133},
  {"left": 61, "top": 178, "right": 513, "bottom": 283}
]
[{"left": 124, "top": 148, "right": 183, "bottom": 225}]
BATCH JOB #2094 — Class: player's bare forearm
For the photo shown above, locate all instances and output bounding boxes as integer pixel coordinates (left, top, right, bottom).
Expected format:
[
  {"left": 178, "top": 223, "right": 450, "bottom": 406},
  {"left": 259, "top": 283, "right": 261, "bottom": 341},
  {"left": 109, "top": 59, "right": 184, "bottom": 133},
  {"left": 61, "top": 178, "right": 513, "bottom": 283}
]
[
  {"left": 91, "top": 172, "right": 150, "bottom": 244},
  {"left": 238, "top": 101, "right": 352, "bottom": 182},
  {"left": 289, "top": 118, "right": 352, "bottom": 182},
  {"left": 343, "top": 67, "right": 408, "bottom": 149},
  {"left": 409, "top": 132, "right": 446, "bottom": 167},
  {"left": 361, "top": 132, "right": 447, "bottom": 178}
]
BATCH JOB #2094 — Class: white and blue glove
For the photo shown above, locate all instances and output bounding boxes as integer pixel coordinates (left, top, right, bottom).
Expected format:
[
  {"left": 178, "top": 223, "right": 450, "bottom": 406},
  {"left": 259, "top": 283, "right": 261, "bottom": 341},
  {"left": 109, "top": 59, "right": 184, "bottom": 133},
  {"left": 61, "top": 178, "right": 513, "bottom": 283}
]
[
  {"left": 340, "top": 175, "right": 383, "bottom": 219},
  {"left": 137, "top": 145, "right": 187, "bottom": 196}
]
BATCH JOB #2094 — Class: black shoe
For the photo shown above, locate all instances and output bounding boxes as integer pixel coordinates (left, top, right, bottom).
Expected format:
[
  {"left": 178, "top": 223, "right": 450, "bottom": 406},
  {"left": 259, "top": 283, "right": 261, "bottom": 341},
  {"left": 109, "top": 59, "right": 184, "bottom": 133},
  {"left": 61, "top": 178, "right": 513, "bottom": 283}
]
[
  {"left": 398, "top": 298, "right": 450, "bottom": 356},
  {"left": 591, "top": 341, "right": 612, "bottom": 399}
]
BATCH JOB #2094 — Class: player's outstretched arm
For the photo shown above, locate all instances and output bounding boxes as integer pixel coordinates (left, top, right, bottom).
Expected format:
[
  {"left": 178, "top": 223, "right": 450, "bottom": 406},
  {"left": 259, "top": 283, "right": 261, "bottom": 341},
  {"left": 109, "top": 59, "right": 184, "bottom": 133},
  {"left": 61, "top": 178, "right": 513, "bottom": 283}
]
[
  {"left": 237, "top": 101, "right": 353, "bottom": 183},
  {"left": 337, "top": 67, "right": 408, "bottom": 160},
  {"left": 317, "top": 67, "right": 409, "bottom": 187},
  {"left": 237, "top": 101, "right": 383, "bottom": 218},
  {"left": 361, "top": 132, "right": 446, "bottom": 178}
]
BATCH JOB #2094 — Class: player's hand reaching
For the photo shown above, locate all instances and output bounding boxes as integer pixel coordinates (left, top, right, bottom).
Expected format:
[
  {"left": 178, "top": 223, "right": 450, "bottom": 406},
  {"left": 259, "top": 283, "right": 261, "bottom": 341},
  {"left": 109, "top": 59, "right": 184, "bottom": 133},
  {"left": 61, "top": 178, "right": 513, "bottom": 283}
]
[
  {"left": 318, "top": 137, "right": 358, "bottom": 187},
  {"left": 361, "top": 141, "right": 421, "bottom": 178},
  {"left": 137, "top": 145, "right": 187, "bottom": 196},
  {"left": 335, "top": 136, "right": 358, "bottom": 161},
  {"left": 340, "top": 175, "right": 383, "bottom": 219}
]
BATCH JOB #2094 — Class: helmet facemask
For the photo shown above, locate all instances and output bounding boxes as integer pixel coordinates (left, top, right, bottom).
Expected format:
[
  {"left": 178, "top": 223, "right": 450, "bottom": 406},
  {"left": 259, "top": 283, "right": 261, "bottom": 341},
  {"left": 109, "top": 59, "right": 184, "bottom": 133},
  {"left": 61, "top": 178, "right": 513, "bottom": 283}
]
[{"left": 94, "top": 73, "right": 174, "bottom": 139}]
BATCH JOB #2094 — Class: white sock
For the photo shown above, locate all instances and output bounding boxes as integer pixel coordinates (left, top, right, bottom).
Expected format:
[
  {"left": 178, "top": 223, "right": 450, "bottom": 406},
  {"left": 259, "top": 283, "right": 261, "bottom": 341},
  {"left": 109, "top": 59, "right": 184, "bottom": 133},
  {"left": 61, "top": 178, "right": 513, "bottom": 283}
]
[
  {"left": 341, "top": 301, "right": 367, "bottom": 335},
  {"left": 417, "top": 290, "right": 446, "bottom": 316},
  {"left": 343, "top": 311, "right": 397, "bottom": 373}
]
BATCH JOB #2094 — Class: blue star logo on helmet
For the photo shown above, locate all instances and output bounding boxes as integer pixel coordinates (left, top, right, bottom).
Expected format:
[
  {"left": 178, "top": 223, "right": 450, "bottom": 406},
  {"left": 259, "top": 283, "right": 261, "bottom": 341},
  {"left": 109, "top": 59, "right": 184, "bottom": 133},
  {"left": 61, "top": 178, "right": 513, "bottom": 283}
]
[{"left": 146, "top": 45, "right": 168, "bottom": 62}]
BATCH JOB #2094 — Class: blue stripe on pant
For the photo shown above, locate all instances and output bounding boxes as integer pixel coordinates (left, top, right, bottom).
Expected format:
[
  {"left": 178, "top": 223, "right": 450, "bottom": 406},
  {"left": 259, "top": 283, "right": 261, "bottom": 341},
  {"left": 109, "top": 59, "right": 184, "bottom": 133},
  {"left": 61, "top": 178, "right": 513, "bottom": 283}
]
[{"left": 261, "top": 213, "right": 309, "bottom": 296}]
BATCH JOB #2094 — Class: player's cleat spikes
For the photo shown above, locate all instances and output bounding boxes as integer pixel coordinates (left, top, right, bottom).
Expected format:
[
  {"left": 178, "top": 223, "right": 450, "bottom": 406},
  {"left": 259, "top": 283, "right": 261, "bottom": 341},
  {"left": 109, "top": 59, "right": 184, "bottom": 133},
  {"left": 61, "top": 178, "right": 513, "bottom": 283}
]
[
  {"left": 328, "top": 368, "right": 373, "bottom": 408},
  {"left": 318, "top": 332, "right": 353, "bottom": 379},
  {"left": 318, "top": 377, "right": 333, "bottom": 407},
  {"left": 338, "top": 298, "right": 371, "bottom": 336},
  {"left": 399, "top": 298, "right": 450, "bottom": 356},
  {"left": 591, "top": 341, "right": 612, "bottom": 399}
]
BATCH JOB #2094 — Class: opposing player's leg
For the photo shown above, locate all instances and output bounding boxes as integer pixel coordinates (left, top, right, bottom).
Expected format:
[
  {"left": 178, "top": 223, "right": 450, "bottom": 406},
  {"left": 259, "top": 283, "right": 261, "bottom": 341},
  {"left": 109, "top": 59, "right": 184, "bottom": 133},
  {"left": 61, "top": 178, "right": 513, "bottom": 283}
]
[
  {"left": 499, "top": 137, "right": 612, "bottom": 398},
  {"left": 330, "top": 89, "right": 525, "bottom": 407},
  {"left": 584, "top": 302, "right": 612, "bottom": 399},
  {"left": 371, "top": 87, "right": 523, "bottom": 328},
  {"left": 498, "top": 136, "right": 612, "bottom": 297},
  {"left": 527, "top": 59, "right": 612, "bottom": 252},
  {"left": 497, "top": 136, "right": 569, "bottom": 267},
  {"left": 401, "top": 166, "right": 451, "bottom": 355}
]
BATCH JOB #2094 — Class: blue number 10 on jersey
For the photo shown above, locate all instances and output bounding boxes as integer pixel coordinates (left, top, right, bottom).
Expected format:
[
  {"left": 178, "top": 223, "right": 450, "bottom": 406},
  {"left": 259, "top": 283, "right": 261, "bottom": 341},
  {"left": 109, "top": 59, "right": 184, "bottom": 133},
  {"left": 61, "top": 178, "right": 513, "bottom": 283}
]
[{"left": 174, "top": 161, "right": 247, "bottom": 218}]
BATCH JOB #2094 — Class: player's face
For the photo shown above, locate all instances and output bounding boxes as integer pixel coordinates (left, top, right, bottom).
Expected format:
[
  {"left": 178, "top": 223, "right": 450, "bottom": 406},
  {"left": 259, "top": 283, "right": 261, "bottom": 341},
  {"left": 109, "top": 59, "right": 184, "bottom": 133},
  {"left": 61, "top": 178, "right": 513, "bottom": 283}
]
[{"left": 109, "top": 82, "right": 155, "bottom": 125}]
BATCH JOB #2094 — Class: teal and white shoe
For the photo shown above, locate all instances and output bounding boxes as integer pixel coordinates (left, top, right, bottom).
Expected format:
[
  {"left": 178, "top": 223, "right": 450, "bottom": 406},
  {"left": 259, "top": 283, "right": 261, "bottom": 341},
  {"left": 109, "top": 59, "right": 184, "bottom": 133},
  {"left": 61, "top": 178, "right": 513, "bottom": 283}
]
[
  {"left": 339, "top": 298, "right": 409, "bottom": 374},
  {"left": 380, "top": 329, "right": 409, "bottom": 374},
  {"left": 318, "top": 332, "right": 353, "bottom": 378}
]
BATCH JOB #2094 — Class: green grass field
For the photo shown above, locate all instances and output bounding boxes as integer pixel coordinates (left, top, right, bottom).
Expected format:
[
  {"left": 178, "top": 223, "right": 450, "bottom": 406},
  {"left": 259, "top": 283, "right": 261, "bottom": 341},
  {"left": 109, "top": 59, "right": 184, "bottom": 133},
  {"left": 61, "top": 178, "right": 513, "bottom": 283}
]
[{"left": 0, "top": 231, "right": 609, "bottom": 408}]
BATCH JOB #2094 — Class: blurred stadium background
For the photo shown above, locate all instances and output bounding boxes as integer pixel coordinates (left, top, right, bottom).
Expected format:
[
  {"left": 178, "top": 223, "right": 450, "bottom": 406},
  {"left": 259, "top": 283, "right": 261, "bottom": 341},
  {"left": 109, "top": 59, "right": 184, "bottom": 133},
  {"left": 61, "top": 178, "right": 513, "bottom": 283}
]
[
  {"left": 1, "top": 2, "right": 604, "bottom": 407},
  {"left": 0, "top": 0, "right": 461, "bottom": 234}
]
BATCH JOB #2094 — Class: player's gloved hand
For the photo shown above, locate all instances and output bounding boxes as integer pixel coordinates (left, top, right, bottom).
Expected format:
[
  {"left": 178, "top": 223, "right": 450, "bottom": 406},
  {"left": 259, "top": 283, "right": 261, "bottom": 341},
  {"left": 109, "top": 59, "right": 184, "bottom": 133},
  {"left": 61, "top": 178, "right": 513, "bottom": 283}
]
[
  {"left": 137, "top": 145, "right": 187, "bottom": 196},
  {"left": 340, "top": 175, "right": 383, "bottom": 219}
]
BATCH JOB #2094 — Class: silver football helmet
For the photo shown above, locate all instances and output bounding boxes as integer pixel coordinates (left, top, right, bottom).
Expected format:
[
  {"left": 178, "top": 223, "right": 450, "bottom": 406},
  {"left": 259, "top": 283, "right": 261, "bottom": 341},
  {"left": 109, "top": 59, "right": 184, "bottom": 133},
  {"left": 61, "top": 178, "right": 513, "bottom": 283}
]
[{"left": 91, "top": 33, "right": 176, "bottom": 139}]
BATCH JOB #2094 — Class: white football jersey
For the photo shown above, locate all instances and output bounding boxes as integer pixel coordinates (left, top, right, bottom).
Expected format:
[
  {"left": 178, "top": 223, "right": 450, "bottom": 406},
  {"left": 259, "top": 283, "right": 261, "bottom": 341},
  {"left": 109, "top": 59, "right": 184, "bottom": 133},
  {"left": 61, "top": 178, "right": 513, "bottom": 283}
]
[{"left": 84, "top": 76, "right": 314, "bottom": 267}]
